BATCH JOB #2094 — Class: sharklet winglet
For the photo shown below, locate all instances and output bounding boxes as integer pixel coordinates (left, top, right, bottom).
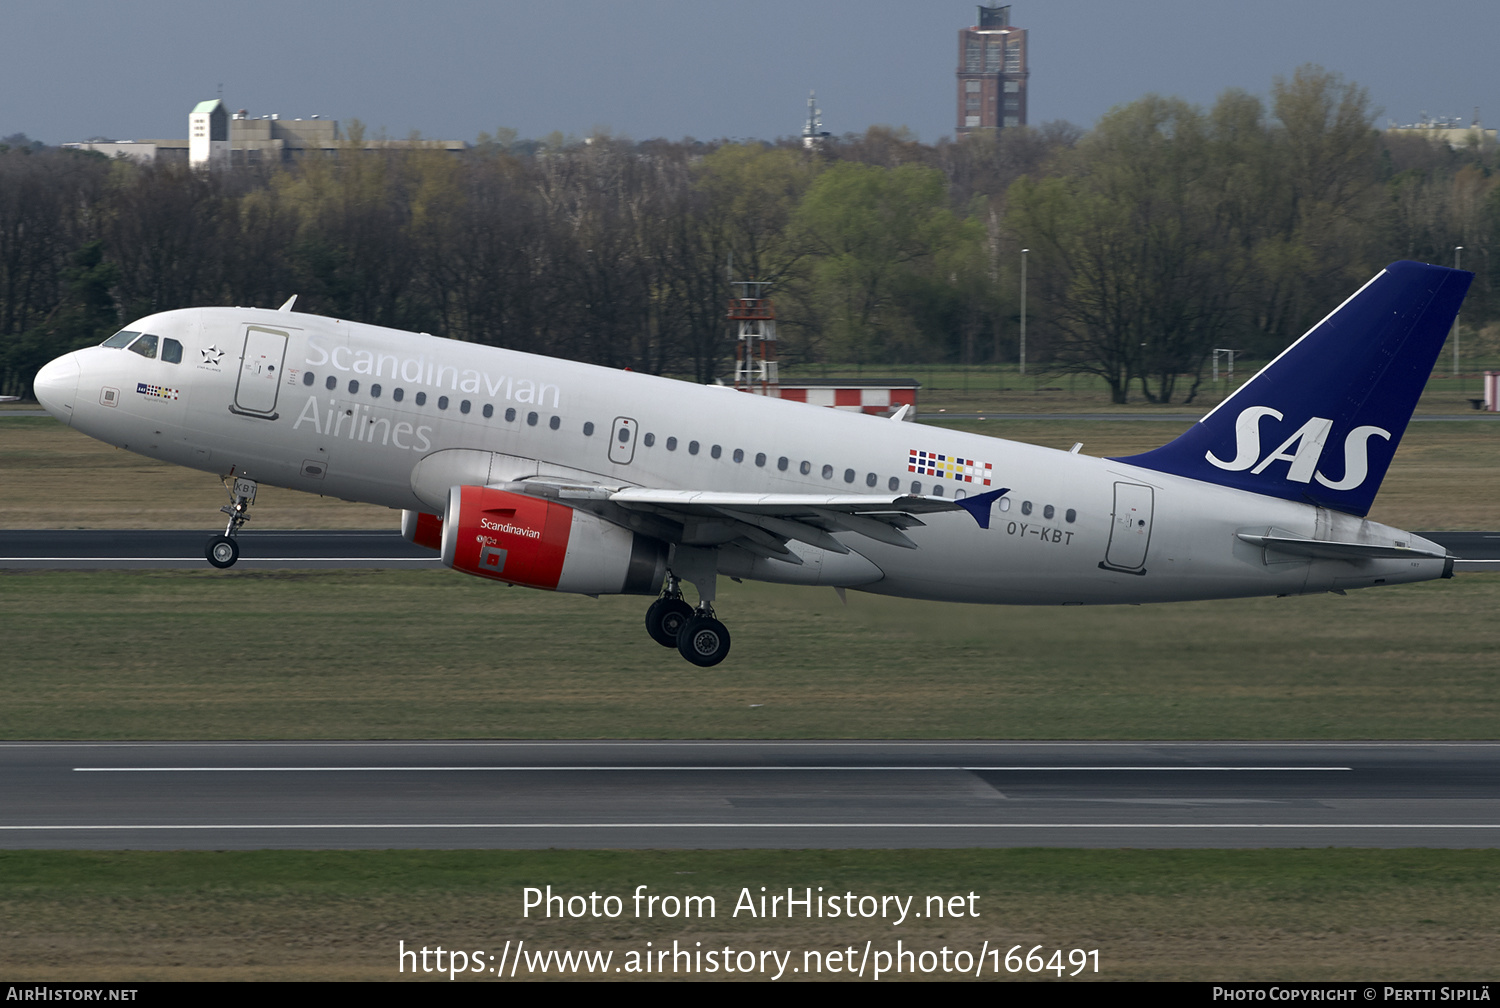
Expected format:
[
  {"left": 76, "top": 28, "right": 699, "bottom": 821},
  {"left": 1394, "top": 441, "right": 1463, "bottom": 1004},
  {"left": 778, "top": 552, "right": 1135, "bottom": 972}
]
[{"left": 957, "top": 487, "right": 1009, "bottom": 529}]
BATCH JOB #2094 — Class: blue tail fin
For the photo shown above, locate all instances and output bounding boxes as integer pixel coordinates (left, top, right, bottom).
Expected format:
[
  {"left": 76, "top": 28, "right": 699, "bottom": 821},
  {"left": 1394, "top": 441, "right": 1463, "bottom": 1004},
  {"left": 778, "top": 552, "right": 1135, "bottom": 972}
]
[{"left": 1117, "top": 260, "right": 1472, "bottom": 517}]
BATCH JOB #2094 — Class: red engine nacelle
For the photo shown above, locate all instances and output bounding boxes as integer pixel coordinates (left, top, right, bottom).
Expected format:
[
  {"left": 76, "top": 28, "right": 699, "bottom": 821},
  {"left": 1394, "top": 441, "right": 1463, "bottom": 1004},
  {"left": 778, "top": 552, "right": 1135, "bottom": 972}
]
[
  {"left": 440, "top": 485, "right": 666, "bottom": 595},
  {"left": 400, "top": 510, "right": 444, "bottom": 551}
]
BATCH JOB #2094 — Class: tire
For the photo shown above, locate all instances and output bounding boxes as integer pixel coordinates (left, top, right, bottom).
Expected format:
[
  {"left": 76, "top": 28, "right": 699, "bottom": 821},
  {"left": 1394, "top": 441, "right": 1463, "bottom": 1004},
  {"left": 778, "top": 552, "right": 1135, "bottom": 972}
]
[
  {"left": 676, "top": 614, "right": 731, "bottom": 667},
  {"left": 206, "top": 535, "right": 239, "bottom": 569},
  {"left": 645, "top": 597, "right": 694, "bottom": 648}
]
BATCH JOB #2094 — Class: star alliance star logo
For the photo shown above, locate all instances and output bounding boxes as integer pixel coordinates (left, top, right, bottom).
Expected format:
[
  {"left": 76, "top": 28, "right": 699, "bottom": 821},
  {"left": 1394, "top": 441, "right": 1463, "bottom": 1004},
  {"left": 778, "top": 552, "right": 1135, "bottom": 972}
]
[{"left": 200, "top": 345, "right": 224, "bottom": 366}]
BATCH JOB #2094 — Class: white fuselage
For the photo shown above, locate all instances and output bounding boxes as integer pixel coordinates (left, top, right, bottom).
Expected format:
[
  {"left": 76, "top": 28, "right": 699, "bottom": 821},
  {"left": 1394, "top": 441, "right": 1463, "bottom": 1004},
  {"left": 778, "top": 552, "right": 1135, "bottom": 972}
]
[{"left": 38, "top": 306, "right": 1448, "bottom": 604}]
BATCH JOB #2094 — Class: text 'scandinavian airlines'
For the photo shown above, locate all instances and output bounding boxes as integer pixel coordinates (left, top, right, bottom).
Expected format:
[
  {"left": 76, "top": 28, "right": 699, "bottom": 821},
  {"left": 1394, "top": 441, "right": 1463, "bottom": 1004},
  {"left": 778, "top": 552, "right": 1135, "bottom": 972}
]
[{"left": 33, "top": 261, "right": 1472, "bottom": 665}]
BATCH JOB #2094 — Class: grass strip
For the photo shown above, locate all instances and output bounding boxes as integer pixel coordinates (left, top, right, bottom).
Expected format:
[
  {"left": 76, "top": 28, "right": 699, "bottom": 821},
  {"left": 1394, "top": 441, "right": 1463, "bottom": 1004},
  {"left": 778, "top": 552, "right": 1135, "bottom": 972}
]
[
  {"left": 1, "top": 849, "right": 1496, "bottom": 981},
  {"left": 2, "top": 570, "right": 1497, "bottom": 740}
]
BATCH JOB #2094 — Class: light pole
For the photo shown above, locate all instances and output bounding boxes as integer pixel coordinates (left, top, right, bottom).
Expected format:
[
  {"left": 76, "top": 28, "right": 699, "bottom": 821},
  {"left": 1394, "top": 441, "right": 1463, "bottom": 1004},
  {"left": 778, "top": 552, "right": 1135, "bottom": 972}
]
[
  {"left": 1453, "top": 246, "right": 1463, "bottom": 377},
  {"left": 1019, "top": 248, "right": 1029, "bottom": 377}
]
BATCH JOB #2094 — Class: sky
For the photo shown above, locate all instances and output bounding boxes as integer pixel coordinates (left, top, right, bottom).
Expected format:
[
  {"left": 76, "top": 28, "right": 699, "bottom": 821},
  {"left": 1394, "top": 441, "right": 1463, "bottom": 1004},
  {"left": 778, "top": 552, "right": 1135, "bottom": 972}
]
[{"left": 4, "top": 1, "right": 1496, "bottom": 146}]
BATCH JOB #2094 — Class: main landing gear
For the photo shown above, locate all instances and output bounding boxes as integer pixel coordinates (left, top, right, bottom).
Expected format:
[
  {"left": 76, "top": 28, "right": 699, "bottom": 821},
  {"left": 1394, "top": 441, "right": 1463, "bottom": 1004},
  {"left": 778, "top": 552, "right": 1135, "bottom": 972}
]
[
  {"left": 645, "top": 572, "right": 732, "bottom": 667},
  {"left": 205, "top": 476, "right": 258, "bottom": 569}
]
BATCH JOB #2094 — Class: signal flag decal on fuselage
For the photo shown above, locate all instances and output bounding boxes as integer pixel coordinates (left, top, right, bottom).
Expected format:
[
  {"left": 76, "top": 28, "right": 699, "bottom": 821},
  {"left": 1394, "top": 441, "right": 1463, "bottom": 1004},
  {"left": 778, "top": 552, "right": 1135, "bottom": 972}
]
[
  {"left": 136, "top": 382, "right": 179, "bottom": 401},
  {"left": 909, "top": 450, "right": 994, "bottom": 486}
]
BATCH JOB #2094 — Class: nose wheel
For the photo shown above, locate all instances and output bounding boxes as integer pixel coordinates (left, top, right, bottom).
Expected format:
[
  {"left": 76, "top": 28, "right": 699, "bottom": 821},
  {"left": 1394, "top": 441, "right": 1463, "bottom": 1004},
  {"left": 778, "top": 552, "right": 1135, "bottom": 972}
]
[
  {"left": 205, "top": 535, "right": 240, "bottom": 568},
  {"left": 205, "top": 476, "right": 258, "bottom": 569}
]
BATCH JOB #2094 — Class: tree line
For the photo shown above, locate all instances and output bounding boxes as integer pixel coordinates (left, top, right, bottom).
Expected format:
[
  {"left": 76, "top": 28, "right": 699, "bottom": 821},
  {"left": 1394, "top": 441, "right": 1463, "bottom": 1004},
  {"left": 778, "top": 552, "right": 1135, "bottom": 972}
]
[{"left": 2, "top": 66, "right": 1496, "bottom": 403}]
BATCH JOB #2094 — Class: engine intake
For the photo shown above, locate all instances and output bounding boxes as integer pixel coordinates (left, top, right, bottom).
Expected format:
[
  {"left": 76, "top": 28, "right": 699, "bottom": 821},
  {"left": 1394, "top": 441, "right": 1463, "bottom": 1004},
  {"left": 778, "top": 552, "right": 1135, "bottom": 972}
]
[{"left": 440, "top": 485, "right": 666, "bottom": 595}]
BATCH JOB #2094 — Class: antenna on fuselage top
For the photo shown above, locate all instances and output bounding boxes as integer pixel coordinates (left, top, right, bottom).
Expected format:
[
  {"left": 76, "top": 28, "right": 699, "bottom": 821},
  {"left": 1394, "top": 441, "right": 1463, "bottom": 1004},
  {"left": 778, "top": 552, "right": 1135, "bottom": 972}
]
[{"left": 278, "top": 295, "right": 299, "bottom": 312}]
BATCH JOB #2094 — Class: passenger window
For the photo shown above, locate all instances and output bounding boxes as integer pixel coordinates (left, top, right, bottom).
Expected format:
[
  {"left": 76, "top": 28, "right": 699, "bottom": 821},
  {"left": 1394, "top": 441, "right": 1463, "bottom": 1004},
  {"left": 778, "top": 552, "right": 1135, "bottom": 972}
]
[
  {"left": 527, "top": 412, "right": 538, "bottom": 426},
  {"left": 933, "top": 485, "right": 944, "bottom": 497},
  {"left": 1043, "top": 504, "right": 1055, "bottom": 519},
  {"left": 644, "top": 432, "right": 656, "bottom": 446},
  {"left": 393, "top": 388, "right": 404, "bottom": 402},
  {"left": 755, "top": 453, "right": 766, "bottom": 467},
  {"left": 415, "top": 392, "right": 427, "bottom": 406},
  {"left": 371, "top": 384, "right": 382, "bottom": 398},
  {"left": 865, "top": 473, "right": 877, "bottom": 488},
  {"left": 549, "top": 415, "right": 560, "bottom": 430},
  {"left": 127, "top": 334, "right": 158, "bottom": 358},
  {"left": 887, "top": 476, "right": 899, "bottom": 491},
  {"left": 822, "top": 465, "right": 833, "bottom": 480},
  {"left": 326, "top": 375, "right": 337, "bottom": 390},
  {"left": 505, "top": 408, "right": 516, "bottom": 421},
  {"left": 800, "top": 461, "right": 811, "bottom": 475},
  {"left": 483, "top": 404, "right": 493, "bottom": 418},
  {"left": 460, "top": 400, "right": 470, "bottom": 414},
  {"left": 302, "top": 372, "right": 315, "bottom": 386},
  {"left": 161, "top": 338, "right": 183, "bottom": 364},
  {"left": 582, "top": 420, "right": 593, "bottom": 434},
  {"left": 911, "top": 481, "right": 922, "bottom": 494},
  {"left": 350, "top": 380, "right": 360, "bottom": 394},
  {"left": 732, "top": 449, "right": 743, "bottom": 463},
  {"left": 844, "top": 469, "right": 856, "bottom": 483},
  {"left": 1065, "top": 509, "right": 1077, "bottom": 523},
  {"left": 999, "top": 497, "right": 1011, "bottom": 512},
  {"left": 617, "top": 426, "right": 630, "bottom": 442},
  {"left": 711, "top": 445, "right": 722, "bottom": 459},
  {"left": 667, "top": 437, "right": 677, "bottom": 451},
  {"left": 778, "top": 457, "right": 789, "bottom": 471},
  {"left": 437, "top": 395, "right": 448, "bottom": 409},
  {"left": 102, "top": 330, "right": 139, "bottom": 348},
  {"left": 1021, "top": 500, "right": 1033, "bottom": 515},
  {"left": 689, "top": 441, "right": 700, "bottom": 455}
]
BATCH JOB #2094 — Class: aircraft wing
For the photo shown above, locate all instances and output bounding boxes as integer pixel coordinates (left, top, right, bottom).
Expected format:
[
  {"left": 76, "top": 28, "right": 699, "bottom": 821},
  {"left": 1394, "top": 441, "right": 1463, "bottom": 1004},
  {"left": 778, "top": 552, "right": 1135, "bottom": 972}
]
[{"left": 516, "top": 479, "right": 1009, "bottom": 559}]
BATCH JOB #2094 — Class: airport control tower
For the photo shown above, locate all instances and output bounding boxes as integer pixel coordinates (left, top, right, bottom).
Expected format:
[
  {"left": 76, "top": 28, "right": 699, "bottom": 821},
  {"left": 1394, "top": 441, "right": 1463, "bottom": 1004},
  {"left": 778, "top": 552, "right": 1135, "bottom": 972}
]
[{"left": 957, "top": 4, "right": 1028, "bottom": 134}]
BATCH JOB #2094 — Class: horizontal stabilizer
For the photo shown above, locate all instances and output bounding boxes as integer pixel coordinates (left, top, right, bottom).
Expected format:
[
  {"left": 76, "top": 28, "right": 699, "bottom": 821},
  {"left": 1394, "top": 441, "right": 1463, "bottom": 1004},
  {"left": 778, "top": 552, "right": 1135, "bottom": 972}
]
[{"left": 1236, "top": 533, "right": 1448, "bottom": 561}]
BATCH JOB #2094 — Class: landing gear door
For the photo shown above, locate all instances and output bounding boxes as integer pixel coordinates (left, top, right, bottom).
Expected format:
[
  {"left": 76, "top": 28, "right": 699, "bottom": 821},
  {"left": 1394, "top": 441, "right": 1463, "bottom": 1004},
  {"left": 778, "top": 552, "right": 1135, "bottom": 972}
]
[
  {"left": 231, "top": 325, "right": 288, "bottom": 419},
  {"left": 1102, "top": 481, "right": 1153, "bottom": 573},
  {"left": 609, "top": 416, "right": 638, "bottom": 465}
]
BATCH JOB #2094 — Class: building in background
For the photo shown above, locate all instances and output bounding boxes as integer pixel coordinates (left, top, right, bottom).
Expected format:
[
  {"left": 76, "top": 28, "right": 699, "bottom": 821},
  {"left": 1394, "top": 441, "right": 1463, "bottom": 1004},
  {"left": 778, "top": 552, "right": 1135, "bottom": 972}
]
[
  {"left": 956, "top": 4, "right": 1028, "bottom": 135},
  {"left": 64, "top": 98, "right": 465, "bottom": 165},
  {"left": 1386, "top": 112, "right": 1497, "bottom": 150}
]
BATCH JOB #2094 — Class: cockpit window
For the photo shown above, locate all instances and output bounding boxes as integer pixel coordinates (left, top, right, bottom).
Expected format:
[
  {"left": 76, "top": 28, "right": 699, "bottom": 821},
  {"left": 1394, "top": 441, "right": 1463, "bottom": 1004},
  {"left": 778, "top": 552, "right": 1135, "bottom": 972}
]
[
  {"left": 161, "top": 338, "right": 183, "bottom": 364},
  {"left": 101, "top": 330, "right": 139, "bottom": 348},
  {"left": 126, "top": 334, "right": 159, "bottom": 359}
]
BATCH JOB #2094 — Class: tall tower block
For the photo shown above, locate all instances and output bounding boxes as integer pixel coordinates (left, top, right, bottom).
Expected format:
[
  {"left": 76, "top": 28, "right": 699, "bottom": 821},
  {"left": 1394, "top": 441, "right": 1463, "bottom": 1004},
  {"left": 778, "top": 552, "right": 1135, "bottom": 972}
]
[
  {"left": 188, "top": 99, "right": 229, "bottom": 168},
  {"left": 957, "top": 5, "right": 1028, "bottom": 135}
]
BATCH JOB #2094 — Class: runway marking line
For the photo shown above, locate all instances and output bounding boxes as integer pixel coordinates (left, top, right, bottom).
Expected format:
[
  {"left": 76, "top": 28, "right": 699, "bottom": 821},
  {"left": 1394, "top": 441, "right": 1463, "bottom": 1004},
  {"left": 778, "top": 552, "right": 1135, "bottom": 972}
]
[
  {"left": 70, "top": 765, "right": 1356, "bottom": 772},
  {"left": 4, "top": 741, "right": 1496, "bottom": 749},
  {"left": 2, "top": 822, "right": 1498, "bottom": 831},
  {"left": 0, "top": 557, "right": 436, "bottom": 562}
]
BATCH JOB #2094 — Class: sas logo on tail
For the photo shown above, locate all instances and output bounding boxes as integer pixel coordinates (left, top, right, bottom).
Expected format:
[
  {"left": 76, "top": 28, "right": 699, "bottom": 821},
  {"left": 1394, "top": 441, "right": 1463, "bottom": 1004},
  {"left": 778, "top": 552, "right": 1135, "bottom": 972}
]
[{"left": 1204, "top": 406, "right": 1390, "bottom": 491}]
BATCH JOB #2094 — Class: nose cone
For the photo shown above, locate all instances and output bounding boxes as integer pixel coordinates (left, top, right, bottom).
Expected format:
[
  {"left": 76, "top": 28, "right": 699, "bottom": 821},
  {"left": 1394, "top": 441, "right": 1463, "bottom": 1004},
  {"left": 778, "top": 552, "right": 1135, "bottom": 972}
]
[{"left": 34, "top": 353, "right": 80, "bottom": 425}]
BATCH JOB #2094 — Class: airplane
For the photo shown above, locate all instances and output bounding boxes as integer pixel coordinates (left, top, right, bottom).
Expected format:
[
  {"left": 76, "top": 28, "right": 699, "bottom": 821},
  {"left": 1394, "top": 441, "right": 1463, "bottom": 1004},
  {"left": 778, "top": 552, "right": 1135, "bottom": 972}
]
[{"left": 30, "top": 260, "right": 1472, "bottom": 667}]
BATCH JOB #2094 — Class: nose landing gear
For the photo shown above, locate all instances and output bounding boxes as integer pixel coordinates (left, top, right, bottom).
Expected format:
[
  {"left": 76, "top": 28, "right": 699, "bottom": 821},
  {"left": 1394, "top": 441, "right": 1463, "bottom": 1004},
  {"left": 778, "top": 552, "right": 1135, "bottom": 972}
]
[{"left": 205, "top": 476, "right": 257, "bottom": 569}]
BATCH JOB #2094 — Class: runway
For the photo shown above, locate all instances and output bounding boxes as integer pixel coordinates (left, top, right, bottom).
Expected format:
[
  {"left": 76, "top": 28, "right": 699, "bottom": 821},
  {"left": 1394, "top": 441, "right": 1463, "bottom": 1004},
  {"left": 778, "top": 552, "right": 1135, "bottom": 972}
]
[
  {"left": 0, "top": 529, "right": 443, "bottom": 569},
  {"left": 3, "top": 529, "right": 1498, "bottom": 569},
  {"left": 3, "top": 741, "right": 1498, "bottom": 850}
]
